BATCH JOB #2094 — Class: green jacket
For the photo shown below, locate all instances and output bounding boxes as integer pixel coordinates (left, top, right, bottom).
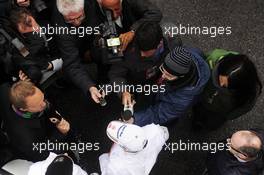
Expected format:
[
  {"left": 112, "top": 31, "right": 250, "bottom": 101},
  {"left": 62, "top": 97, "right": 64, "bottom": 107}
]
[
  {"left": 206, "top": 49, "right": 238, "bottom": 70},
  {"left": 194, "top": 49, "right": 259, "bottom": 127}
]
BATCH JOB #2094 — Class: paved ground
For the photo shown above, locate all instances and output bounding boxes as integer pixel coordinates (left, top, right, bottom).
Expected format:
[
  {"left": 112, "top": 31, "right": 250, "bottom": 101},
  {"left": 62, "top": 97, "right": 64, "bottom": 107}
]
[{"left": 46, "top": 1, "right": 264, "bottom": 175}]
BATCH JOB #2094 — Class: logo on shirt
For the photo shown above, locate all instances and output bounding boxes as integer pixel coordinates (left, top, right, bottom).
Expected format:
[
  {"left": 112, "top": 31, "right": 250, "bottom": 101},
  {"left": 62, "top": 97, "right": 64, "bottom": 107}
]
[{"left": 117, "top": 125, "right": 127, "bottom": 139}]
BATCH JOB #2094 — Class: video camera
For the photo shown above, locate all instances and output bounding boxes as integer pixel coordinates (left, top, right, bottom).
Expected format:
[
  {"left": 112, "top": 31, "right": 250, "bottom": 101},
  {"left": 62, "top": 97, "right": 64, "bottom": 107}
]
[{"left": 98, "top": 9, "right": 123, "bottom": 64}]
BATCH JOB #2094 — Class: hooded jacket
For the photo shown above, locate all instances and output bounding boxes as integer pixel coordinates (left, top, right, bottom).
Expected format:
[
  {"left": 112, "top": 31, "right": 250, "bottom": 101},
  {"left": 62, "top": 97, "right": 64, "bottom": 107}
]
[
  {"left": 193, "top": 49, "right": 262, "bottom": 130},
  {"left": 133, "top": 47, "right": 210, "bottom": 126}
]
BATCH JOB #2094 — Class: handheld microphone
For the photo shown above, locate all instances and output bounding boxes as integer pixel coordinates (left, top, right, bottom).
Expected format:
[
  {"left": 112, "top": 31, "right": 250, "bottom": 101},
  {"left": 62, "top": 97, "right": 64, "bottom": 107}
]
[
  {"left": 99, "top": 97, "right": 107, "bottom": 107},
  {"left": 122, "top": 104, "right": 134, "bottom": 121}
]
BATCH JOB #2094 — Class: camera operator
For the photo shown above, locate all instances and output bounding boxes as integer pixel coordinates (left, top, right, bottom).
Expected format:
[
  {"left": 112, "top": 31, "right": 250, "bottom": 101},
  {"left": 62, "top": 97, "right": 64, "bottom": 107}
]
[
  {"left": 108, "top": 22, "right": 181, "bottom": 110},
  {"left": 97, "top": 0, "right": 162, "bottom": 52},
  {"left": 91, "top": 0, "right": 162, "bottom": 83},
  {"left": 53, "top": 0, "right": 162, "bottom": 104}
]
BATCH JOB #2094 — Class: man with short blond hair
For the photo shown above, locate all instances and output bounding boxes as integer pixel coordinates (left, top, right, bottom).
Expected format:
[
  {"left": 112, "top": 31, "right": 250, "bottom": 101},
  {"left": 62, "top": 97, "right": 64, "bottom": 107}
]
[
  {"left": 0, "top": 81, "right": 72, "bottom": 162},
  {"left": 9, "top": 81, "right": 36, "bottom": 109},
  {"left": 9, "top": 81, "right": 47, "bottom": 114}
]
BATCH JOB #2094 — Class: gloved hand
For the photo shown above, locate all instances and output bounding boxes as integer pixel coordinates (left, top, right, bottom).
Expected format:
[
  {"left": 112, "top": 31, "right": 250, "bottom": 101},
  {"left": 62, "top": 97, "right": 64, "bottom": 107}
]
[{"left": 51, "top": 58, "right": 63, "bottom": 72}]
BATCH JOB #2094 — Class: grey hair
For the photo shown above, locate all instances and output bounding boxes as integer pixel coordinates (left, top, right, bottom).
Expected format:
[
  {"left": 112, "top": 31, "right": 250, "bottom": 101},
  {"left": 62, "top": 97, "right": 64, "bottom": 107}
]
[{"left": 56, "top": 0, "right": 84, "bottom": 16}]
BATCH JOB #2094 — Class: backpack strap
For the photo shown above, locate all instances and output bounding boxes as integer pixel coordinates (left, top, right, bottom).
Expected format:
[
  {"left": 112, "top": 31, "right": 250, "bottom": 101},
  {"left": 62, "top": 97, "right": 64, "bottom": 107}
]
[{"left": 0, "top": 28, "right": 29, "bottom": 57}]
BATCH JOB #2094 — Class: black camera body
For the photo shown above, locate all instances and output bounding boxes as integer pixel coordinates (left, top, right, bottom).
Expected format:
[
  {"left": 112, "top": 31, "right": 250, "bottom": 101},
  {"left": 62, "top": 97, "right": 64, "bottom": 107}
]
[
  {"left": 45, "top": 101, "right": 62, "bottom": 124},
  {"left": 98, "top": 9, "right": 123, "bottom": 64},
  {"left": 33, "top": 0, "right": 47, "bottom": 13}
]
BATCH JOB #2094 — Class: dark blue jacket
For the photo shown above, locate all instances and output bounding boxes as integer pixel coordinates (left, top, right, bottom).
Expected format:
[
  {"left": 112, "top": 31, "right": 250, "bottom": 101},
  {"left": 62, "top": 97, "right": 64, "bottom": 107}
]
[
  {"left": 207, "top": 129, "right": 264, "bottom": 175},
  {"left": 134, "top": 47, "right": 210, "bottom": 126},
  {"left": 207, "top": 150, "right": 264, "bottom": 175}
]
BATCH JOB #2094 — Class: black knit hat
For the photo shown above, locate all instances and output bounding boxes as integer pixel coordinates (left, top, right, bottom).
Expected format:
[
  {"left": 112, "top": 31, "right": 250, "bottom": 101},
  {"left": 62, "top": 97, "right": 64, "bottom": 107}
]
[
  {"left": 45, "top": 155, "right": 73, "bottom": 175},
  {"left": 163, "top": 47, "right": 193, "bottom": 76}
]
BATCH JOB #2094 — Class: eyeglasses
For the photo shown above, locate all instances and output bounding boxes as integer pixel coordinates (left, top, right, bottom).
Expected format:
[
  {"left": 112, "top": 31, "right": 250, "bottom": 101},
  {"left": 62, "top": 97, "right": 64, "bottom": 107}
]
[
  {"left": 226, "top": 138, "right": 249, "bottom": 157},
  {"left": 65, "top": 12, "right": 85, "bottom": 24}
]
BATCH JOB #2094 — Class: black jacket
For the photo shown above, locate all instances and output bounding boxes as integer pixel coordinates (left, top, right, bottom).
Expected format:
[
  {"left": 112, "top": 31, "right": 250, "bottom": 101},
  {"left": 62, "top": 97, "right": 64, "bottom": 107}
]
[
  {"left": 52, "top": 0, "right": 162, "bottom": 94},
  {"left": 0, "top": 16, "right": 57, "bottom": 83},
  {"left": 0, "top": 83, "right": 67, "bottom": 162},
  {"left": 193, "top": 71, "right": 262, "bottom": 130},
  {"left": 12, "top": 33, "right": 52, "bottom": 70},
  {"left": 52, "top": 0, "right": 103, "bottom": 93},
  {"left": 208, "top": 150, "right": 263, "bottom": 175},
  {"left": 207, "top": 130, "right": 264, "bottom": 175},
  {"left": 11, "top": 31, "right": 58, "bottom": 83},
  {"left": 108, "top": 36, "right": 181, "bottom": 87},
  {"left": 104, "top": 0, "right": 162, "bottom": 33}
]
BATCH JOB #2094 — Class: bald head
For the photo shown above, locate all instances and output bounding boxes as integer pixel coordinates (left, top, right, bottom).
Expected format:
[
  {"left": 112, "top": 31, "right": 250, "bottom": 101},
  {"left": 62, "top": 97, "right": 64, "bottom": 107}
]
[
  {"left": 232, "top": 131, "right": 262, "bottom": 149},
  {"left": 100, "top": 0, "right": 122, "bottom": 19},
  {"left": 230, "top": 130, "right": 262, "bottom": 159},
  {"left": 101, "top": 0, "right": 120, "bottom": 7}
]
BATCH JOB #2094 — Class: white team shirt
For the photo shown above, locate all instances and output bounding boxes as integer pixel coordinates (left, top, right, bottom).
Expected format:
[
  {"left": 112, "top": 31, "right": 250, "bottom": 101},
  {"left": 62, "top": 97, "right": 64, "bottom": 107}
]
[{"left": 99, "top": 124, "right": 169, "bottom": 175}]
